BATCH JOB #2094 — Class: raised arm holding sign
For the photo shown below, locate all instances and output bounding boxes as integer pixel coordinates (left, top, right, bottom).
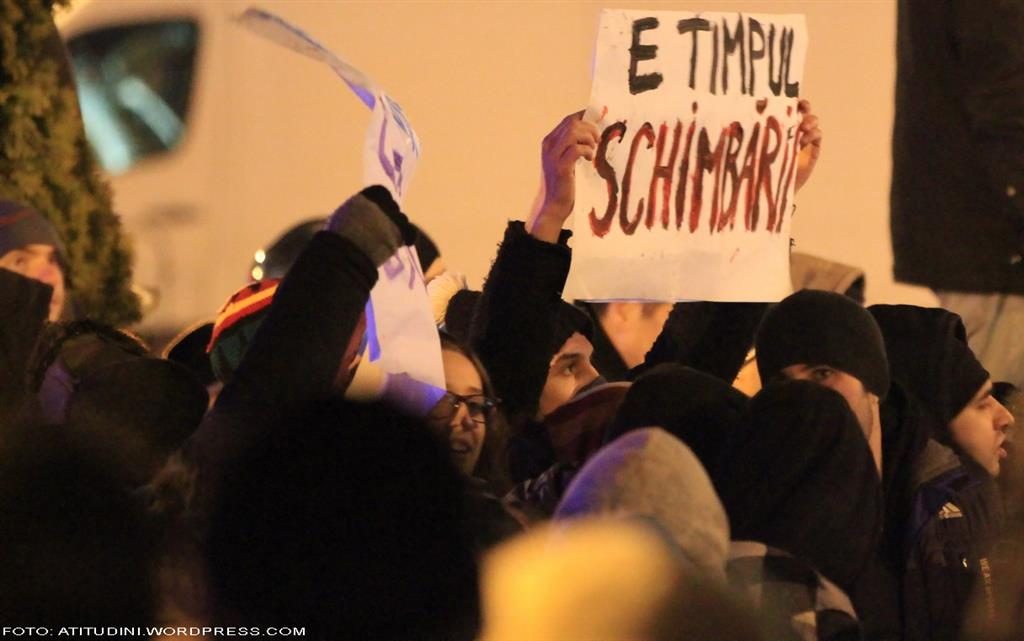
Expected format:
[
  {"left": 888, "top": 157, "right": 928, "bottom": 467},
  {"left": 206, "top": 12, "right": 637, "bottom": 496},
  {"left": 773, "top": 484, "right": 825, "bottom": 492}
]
[
  {"left": 529, "top": 112, "right": 599, "bottom": 244},
  {"left": 238, "top": 7, "right": 444, "bottom": 412}
]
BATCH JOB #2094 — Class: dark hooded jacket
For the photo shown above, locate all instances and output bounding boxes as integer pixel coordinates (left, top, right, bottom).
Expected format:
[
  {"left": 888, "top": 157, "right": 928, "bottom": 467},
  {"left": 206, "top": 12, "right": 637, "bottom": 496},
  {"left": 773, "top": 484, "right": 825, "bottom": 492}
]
[
  {"left": 713, "top": 380, "right": 884, "bottom": 620},
  {"left": 556, "top": 425, "right": 860, "bottom": 641},
  {"left": 0, "top": 269, "right": 52, "bottom": 419},
  {"left": 465, "top": 221, "right": 592, "bottom": 484},
  {"left": 868, "top": 304, "right": 990, "bottom": 446},
  {"left": 879, "top": 382, "right": 1005, "bottom": 641},
  {"left": 606, "top": 363, "right": 748, "bottom": 479}
]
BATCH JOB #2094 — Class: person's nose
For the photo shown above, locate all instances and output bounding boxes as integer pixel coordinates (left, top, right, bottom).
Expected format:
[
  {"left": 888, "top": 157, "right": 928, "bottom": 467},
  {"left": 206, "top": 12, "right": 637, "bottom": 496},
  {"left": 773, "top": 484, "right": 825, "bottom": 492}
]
[
  {"left": 33, "top": 259, "right": 61, "bottom": 287},
  {"left": 579, "top": 362, "right": 600, "bottom": 388},
  {"left": 449, "top": 402, "right": 473, "bottom": 432},
  {"left": 994, "top": 400, "right": 1014, "bottom": 433}
]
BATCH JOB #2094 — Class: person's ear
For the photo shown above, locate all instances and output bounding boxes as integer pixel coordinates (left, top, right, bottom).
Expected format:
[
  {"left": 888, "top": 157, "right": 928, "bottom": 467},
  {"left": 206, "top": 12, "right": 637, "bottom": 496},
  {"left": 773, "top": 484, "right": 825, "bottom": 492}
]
[{"left": 606, "top": 302, "right": 636, "bottom": 325}]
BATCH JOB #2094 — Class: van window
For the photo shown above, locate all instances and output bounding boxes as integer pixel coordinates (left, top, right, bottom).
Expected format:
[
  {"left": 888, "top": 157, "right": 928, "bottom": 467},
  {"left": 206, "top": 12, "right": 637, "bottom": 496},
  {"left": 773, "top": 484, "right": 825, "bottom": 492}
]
[{"left": 67, "top": 20, "right": 199, "bottom": 174}]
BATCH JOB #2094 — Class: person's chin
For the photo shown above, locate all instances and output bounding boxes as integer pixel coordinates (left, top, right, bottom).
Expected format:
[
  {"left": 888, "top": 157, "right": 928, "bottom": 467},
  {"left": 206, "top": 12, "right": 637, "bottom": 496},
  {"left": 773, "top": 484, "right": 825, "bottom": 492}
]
[
  {"left": 449, "top": 448, "right": 474, "bottom": 476},
  {"left": 992, "top": 444, "right": 1009, "bottom": 477}
]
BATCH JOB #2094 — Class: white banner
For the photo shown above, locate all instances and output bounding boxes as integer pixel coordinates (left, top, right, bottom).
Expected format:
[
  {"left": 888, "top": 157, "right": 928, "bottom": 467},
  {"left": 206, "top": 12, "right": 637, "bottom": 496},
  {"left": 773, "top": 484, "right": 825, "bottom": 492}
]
[
  {"left": 239, "top": 8, "right": 444, "bottom": 410},
  {"left": 566, "top": 10, "right": 808, "bottom": 303}
]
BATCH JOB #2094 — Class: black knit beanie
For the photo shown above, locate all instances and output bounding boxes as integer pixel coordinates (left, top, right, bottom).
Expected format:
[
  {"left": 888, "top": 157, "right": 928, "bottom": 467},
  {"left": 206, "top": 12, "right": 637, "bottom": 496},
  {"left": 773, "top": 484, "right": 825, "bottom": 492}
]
[
  {"left": 756, "top": 290, "right": 890, "bottom": 397},
  {"left": 443, "top": 289, "right": 592, "bottom": 349},
  {"left": 868, "top": 305, "right": 989, "bottom": 439}
]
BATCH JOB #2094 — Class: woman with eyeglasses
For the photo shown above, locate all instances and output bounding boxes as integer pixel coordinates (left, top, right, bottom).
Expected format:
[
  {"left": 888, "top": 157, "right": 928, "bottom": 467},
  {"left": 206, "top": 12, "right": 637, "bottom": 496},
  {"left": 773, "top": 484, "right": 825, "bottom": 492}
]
[
  {"left": 427, "top": 333, "right": 524, "bottom": 551},
  {"left": 428, "top": 332, "right": 510, "bottom": 492}
]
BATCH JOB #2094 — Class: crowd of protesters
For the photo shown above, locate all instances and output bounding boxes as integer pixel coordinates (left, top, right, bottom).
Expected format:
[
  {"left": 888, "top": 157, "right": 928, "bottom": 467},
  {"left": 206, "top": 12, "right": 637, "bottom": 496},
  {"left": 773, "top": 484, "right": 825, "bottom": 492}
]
[{"left": 2, "top": 82, "right": 1024, "bottom": 640}]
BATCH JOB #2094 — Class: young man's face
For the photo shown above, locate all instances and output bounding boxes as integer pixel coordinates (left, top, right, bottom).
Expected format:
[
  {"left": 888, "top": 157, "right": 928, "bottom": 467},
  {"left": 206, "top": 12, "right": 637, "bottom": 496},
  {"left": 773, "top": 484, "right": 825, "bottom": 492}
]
[
  {"left": 0, "top": 243, "right": 65, "bottom": 321},
  {"left": 537, "top": 332, "right": 600, "bottom": 419},
  {"left": 781, "top": 363, "right": 883, "bottom": 474},
  {"left": 949, "top": 379, "right": 1013, "bottom": 477}
]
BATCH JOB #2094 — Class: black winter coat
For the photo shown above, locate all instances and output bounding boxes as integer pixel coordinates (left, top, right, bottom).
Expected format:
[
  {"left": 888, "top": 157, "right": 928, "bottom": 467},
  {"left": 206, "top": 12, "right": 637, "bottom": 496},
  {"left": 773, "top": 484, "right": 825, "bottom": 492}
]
[
  {"left": 891, "top": 0, "right": 1024, "bottom": 293},
  {"left": 881, "top": 384, "right": 1005, "bottom": 641}
]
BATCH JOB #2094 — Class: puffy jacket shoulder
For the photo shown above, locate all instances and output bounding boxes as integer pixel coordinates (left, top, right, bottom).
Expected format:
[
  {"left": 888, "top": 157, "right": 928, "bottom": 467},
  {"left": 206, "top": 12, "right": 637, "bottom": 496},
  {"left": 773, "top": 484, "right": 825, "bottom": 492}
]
[{"left": 902, "top": 442, "right": 1004, "bottom": 640}]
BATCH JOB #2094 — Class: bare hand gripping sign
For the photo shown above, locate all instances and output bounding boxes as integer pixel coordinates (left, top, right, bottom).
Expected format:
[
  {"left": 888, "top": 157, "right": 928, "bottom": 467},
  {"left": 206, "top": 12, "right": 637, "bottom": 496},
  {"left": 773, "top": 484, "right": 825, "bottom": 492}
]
[{"left": 566, "top": 10, "right": 808, "bottom": 303}]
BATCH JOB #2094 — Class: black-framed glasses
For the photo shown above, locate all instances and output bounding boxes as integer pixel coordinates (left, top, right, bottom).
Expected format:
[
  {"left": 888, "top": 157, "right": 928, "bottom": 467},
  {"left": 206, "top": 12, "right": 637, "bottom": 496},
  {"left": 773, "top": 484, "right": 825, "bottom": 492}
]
[{"left": 430, "top": 392, "right": 500, "bottom": 424}]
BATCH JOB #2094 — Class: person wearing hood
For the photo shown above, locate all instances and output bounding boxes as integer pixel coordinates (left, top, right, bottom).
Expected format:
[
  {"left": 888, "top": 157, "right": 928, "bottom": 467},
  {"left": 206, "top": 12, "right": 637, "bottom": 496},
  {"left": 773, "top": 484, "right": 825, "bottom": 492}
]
[
  {"left": 756, "top": 289, "right": 1006, "bottom": 641},
  {"left": 555, "top": 426, "right": 860, "bottom": 641},
  {"left": 0, "top": 268, "right": 53, "bottom": 417},
  {"left": 26, "top": 320, "right": 208, "bottom": 487},
  {"left": 868, "top": 305, "right": 1013, "bottom": 478},
  {"left": 605, "top": 363, "right": 749, "bottom": 479},
  {"left": 555, "top": 428, "right": 731, "bottom": 583},
  {"left": 716, "top": 381, "right": 882, "bottom": 634},
  {"left": 0, "top": 200, "right": 69, "bottom": 322}
]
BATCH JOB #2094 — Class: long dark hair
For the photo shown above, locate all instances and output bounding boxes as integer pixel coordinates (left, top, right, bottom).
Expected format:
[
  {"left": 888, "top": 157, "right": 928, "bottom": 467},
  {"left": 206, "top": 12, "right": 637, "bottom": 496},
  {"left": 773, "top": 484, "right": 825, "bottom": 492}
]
[{"left": 438, "top": 331, "right": 509, "bottom": 492}]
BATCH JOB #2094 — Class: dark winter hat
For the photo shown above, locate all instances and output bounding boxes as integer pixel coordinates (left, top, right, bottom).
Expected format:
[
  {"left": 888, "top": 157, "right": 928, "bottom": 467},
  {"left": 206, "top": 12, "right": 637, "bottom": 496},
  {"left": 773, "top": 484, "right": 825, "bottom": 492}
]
[
  {"left": 207, "top": 279, "right": 280, "bottom": 384},
  {"left": 557, "top": 302, "right": 595, "bottom": 347},
  {"left": 755, "top": 290, "right": 890, "bottom": 397},
  {"left": 868, "top": 305, "right": 989, "bottom": 437},
  {"left": 607, "top": 364, "right": 748, "bottom": 477},
  {"left": 443, "top": 289, "right": 593, "bottom": 349},
  {"left": 0, "top": 200, "right": 66, "bottom": 262},
  {"left": 32, "top": 320, "right": 150, "bottom": 424}
]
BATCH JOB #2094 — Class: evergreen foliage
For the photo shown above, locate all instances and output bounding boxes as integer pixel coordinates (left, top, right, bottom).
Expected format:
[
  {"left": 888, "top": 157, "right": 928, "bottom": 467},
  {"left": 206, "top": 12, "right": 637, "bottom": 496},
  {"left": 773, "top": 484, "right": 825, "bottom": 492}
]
[{"left": 0, "top": 0, "right": 140, "bottom": 325}]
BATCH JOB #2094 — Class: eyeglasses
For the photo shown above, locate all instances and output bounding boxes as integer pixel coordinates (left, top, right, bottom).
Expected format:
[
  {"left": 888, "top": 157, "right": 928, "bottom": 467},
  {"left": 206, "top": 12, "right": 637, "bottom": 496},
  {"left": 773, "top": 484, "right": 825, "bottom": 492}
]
[{"left": 430, "top": 392, "right": 500, "bottom": 424}]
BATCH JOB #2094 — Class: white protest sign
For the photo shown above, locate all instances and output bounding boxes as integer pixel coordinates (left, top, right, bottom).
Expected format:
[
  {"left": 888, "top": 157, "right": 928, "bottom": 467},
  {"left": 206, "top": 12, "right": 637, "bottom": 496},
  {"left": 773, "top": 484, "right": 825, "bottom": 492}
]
[
  {"left": 239, "top": 8, "right": 444, "bottom": 409},
  {"left": 565, "top": 10, "right": 808, "bottom": 303}
]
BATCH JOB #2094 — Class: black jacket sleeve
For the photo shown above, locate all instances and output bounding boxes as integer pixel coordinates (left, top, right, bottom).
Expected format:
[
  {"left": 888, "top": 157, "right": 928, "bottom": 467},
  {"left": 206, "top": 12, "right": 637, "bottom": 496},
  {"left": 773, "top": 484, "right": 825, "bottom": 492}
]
[
  {"left": 634, "top": 301, "right": 768, "bottom": 384},
  {"left": 186, "top": 231, "right": 377, "bottom": 508},
  {"left": 469, "top": 221, "right": 572, "bottom": 424}
]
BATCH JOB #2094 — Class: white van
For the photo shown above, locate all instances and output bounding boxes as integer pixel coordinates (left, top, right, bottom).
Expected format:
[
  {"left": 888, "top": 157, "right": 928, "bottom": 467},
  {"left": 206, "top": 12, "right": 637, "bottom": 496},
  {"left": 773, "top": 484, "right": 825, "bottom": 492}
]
[{"left": 59, "top": 1, "right": 374, "bottom": 334}]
